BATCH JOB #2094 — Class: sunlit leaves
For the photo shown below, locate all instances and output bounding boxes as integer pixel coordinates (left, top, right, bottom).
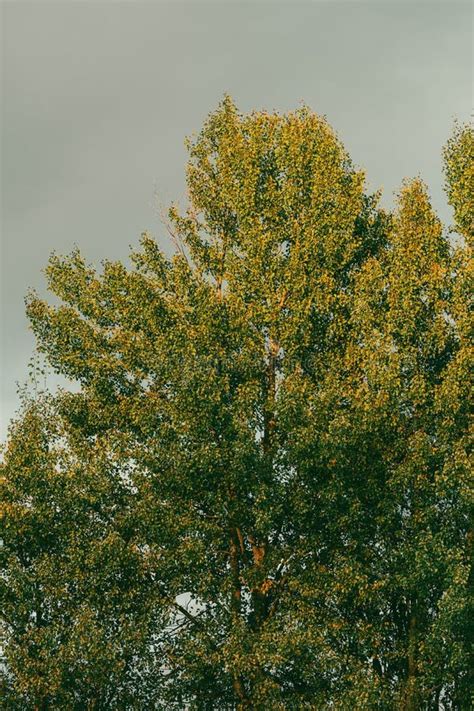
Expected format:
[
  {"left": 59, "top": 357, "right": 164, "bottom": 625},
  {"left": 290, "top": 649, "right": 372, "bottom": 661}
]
[{"left": 1, "top": 100, "right": 472, "bottom": 709}]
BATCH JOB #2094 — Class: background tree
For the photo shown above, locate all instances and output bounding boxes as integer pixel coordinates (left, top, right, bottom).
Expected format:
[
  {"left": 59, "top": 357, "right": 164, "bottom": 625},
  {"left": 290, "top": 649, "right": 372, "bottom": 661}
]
[
  {"left": 1, "top": 394, "right": 167, "bottom": 709},
  {"left": 1, "top": 99, "right": 471, "bottom": 709}
]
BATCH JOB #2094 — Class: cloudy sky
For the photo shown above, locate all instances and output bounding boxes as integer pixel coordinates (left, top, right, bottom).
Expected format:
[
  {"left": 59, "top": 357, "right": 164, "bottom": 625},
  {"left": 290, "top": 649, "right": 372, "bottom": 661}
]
[{"left": 1, "top": 0, "right": 472, "bottom": 437}]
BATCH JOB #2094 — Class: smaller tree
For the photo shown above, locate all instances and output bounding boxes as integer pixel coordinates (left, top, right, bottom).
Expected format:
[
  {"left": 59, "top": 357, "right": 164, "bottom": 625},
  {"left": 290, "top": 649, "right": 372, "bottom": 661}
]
[{"left": 1, "top": 395, "right": 166, "bottom": 709}]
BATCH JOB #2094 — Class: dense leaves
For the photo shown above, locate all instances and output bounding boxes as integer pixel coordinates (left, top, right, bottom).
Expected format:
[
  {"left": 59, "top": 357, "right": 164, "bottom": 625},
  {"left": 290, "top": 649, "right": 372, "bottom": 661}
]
[{"left": 1, "top": 99, "right": 472, "bottom": 709}]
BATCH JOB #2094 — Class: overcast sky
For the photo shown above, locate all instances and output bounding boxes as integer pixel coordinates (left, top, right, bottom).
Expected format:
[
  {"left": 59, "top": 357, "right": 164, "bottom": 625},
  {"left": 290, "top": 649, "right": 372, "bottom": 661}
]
[{"left": 1, "top": 0, "right": 472, "bottom": 438}]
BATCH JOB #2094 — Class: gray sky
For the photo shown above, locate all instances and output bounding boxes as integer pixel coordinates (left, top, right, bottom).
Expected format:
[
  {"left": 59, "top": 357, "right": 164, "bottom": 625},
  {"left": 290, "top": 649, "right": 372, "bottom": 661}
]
[{"left": 1, "top": 0, "right": 472, "bottom": 438}]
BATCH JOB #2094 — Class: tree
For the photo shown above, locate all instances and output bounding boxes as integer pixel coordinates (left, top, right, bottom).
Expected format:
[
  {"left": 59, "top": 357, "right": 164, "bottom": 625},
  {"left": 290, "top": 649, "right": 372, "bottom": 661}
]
[
  {"left": 1, "top": 98, "right": 472, "bottom": 709},
  {"left": 1, "top": 395, "right": 166, "bottom": 709}
]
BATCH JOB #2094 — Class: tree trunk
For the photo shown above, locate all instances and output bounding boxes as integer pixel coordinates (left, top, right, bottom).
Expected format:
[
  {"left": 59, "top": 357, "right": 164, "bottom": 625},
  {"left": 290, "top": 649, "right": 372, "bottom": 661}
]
[{"left": 403, "top": 609, "right": 420, "bottom": 711}]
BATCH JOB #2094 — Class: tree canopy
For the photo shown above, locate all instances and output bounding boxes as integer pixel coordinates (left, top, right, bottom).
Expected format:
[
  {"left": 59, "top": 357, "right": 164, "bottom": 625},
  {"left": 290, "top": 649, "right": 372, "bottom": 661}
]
[{"left": 1, "top": 98, "right": 472, "bottom": 709}]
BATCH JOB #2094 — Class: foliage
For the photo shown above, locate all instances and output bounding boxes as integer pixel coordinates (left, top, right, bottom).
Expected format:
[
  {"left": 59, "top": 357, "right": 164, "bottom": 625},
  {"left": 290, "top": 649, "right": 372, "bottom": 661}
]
[{"left": 1, "top": 99, "right": 472, "bottom": 709}]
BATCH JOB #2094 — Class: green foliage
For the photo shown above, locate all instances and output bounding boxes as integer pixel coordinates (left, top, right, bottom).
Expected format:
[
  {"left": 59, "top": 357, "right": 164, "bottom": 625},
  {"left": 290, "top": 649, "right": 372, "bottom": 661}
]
[
  {"left": 1, "top": 99, "right": 472, "bottom": 709},
  {"left": 1, "top": 396, "right": 166, "bottom": 708},
  {"left": 443, "top": 122, "right": 474, "bottom": 244}
]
